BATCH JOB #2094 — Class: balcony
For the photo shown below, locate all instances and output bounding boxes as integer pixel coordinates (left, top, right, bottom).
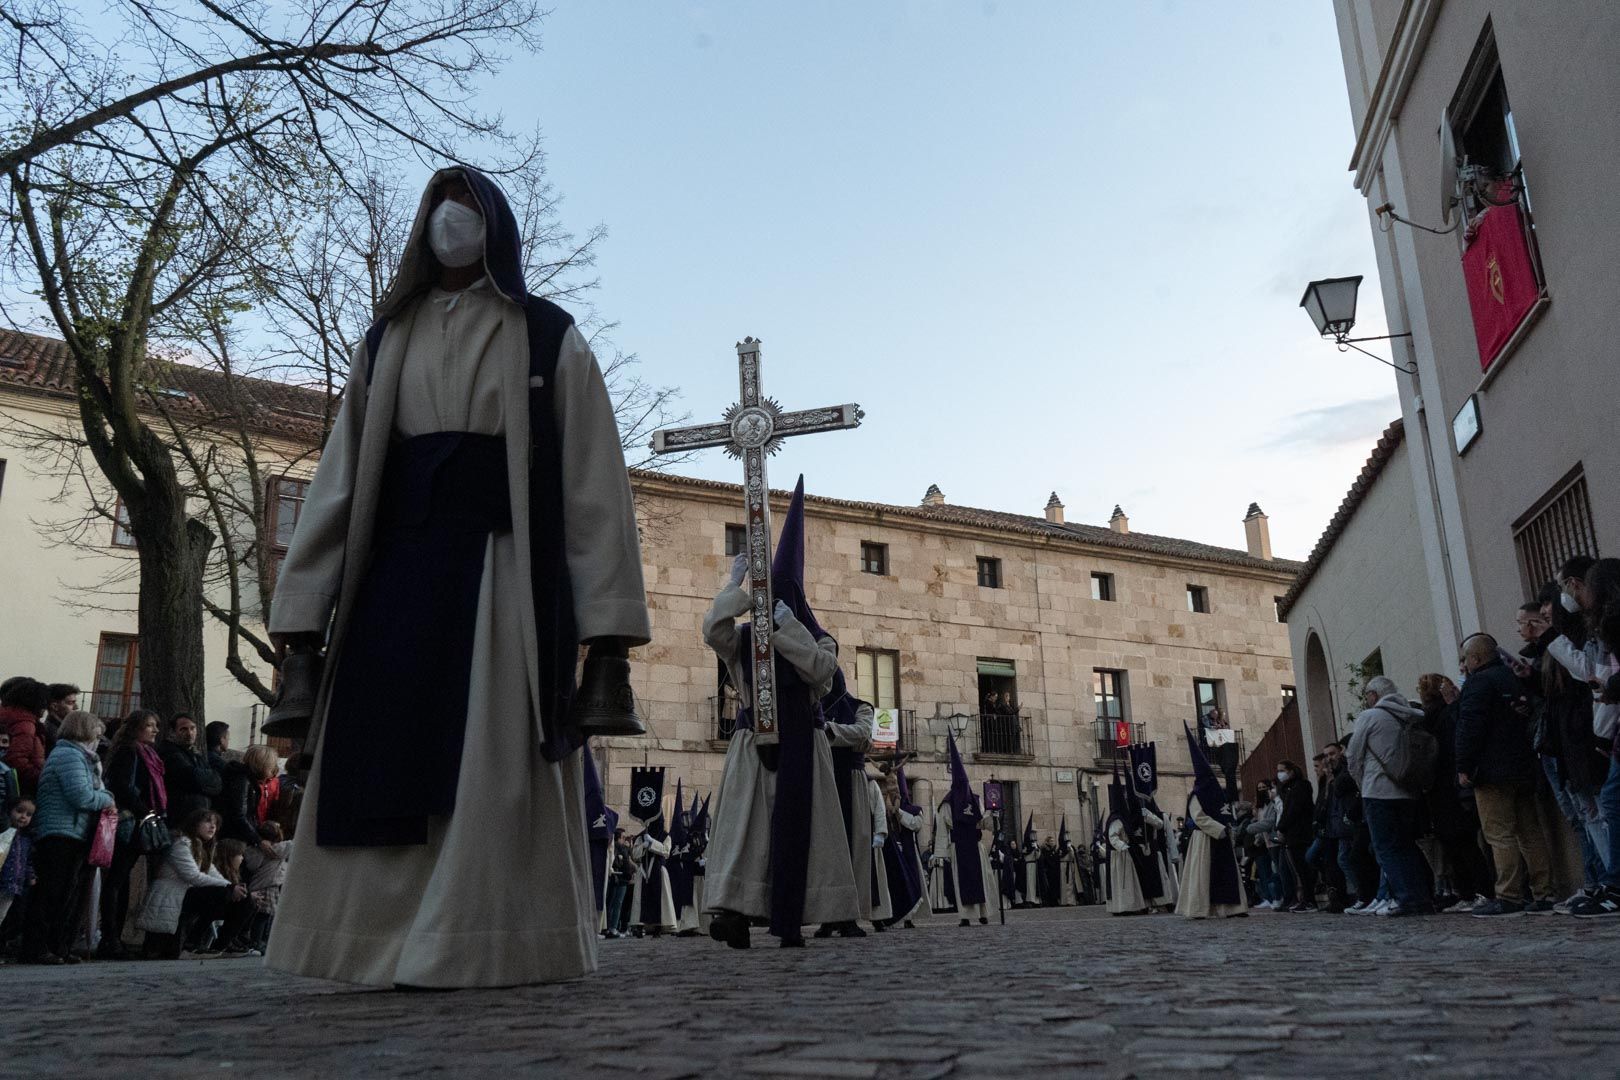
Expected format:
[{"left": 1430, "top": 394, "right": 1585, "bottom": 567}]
[
  {"left": 1092, "top": 718, "right": 1145, "bottom": 762},
  {"left": 975, "top": 711, "right": 1033, "bottom": 761},
  {"left": 710, "top": 694, "right": 740, "bottom": 741}
]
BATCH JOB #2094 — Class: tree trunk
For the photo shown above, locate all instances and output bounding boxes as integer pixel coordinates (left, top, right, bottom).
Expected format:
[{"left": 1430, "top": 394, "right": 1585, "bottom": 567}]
[{"left": 130, "top": 486, "right": 214, "bottom": 725}]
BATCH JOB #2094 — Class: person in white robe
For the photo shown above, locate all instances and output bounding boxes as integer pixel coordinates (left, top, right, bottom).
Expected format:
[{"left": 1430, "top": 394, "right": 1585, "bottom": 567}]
[
  {"left": 264, "top": 167, "right": 649, "bottom": 989},
  {"left": 1175, "top": 725, "right": 1249, "bottom": 920},
  {"left": 701, "top": 480, "right": 860, "bottom": 948},
  {"left": 630, "top": 821, "right": 677, "bottom": 935},
  {"left": 865, "top": 775, "right": 893, "bottom": 927},
  {"left": 1104, "top": 780, "right": 1150, "bottom": 916},
  {"left": 928, "top": 836, "right": 955, "bottom": 914},
  {"left": 887, "top": 767, "right": 930, "bottom": 928},
  {"left": 1141, "top": 801, "right": 1180, "bottom": 910},
  {"left": 937, "top": 734, "right": 997, "bottom": 927}
]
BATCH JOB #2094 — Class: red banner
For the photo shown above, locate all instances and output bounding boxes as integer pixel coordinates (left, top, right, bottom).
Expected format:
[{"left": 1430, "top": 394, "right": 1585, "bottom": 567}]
[
  {"left": 1114, "top": 720, "right": 1131, "bottom": 748},
  {"left": 1461, "top": 202, "right": 1540, "bottom": 371}
]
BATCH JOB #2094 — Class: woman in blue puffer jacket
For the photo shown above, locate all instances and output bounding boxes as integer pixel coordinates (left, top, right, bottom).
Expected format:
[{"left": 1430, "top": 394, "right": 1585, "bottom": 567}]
[{"left": 19, "top": 710, "right": 113, "bottom": 964}]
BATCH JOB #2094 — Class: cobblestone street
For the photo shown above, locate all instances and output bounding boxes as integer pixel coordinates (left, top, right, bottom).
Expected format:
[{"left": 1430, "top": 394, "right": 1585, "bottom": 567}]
[{"left": 7, "top": 904, "right": 1618, "bottom": 1078}]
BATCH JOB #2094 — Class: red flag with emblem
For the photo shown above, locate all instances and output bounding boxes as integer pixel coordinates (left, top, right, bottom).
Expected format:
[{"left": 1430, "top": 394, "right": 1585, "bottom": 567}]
[
  {"left": 1461, "top": 201, "right": 1540, "bottom": 372},
  {"left": 1114, "top": 720, "right": 1131, "bottom": 747}
]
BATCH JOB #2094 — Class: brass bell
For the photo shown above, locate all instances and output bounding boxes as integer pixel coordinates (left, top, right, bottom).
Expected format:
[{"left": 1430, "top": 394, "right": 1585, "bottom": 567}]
[{"left": 570, "top": 654, "right": 647, "bottom": 737}]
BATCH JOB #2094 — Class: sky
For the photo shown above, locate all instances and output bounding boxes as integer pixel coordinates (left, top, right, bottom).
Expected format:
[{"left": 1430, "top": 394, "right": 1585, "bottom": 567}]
[{"left": 496, "top": 1, "right": 1398, "bottom": 560}]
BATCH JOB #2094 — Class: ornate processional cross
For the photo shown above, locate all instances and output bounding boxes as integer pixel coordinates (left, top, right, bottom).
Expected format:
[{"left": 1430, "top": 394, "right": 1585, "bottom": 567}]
[{"left": 650, "top": 337, "right": 863, "bottom": 738}]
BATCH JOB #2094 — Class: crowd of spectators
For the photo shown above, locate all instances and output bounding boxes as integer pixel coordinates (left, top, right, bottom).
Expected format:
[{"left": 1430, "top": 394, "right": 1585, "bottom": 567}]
[
  {"left": 1230, "top": 556, "right": 1620, "bottom": 917},
  {"left": 0, "top": 678, "right": 297, "bottom": 964}
]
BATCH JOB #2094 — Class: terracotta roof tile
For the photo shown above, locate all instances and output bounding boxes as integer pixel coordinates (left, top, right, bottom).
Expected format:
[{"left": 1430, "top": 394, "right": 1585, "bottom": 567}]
[{"left": 0, "top": 327, "right": 336, "bottom": 443}]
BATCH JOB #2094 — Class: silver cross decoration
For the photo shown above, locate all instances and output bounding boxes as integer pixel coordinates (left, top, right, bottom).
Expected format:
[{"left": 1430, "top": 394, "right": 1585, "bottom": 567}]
[{"left": 651, "top": 337, "right": 863, "bottom": 738}]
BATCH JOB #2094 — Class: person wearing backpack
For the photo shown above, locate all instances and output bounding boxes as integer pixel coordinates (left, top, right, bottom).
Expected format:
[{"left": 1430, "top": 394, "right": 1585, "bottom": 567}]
[
  {"left": 1455, "top": 634, "right": 1556, "bottom": 917},
  {"left": 1345, "top": 676, "right": 1434, "bottom": 917}
]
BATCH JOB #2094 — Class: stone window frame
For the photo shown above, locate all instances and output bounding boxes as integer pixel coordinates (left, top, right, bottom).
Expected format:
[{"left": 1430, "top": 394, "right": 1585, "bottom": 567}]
[
  {"left": 1186, "top": 584, "right": 1211, "bottom": 614},
  {"left": 855, "top": 647, "right": 901, "bottom": 709},
  {"left": 976, "top": 556, "right": 1002, "bottom": 589},
  {"left": 723, "top": 523, "right": 747, "bottom": 557},
  {"left": 1090, "top": 571, "right": 1115, "bottom": 602},
  {"left": 1092, "top": 668, "right": 1127, "bottom": 723},
  {"left": 859, "top": 540, "right": 888, "bottom": 576}
]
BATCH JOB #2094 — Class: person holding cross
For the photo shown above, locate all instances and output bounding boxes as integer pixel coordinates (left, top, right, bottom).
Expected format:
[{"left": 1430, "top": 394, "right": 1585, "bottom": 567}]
[{"left": 702, "top": 478, "right": 861, "bottom": 949}]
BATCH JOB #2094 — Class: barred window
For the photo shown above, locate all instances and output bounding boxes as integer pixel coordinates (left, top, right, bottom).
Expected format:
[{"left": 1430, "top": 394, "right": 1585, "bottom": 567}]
[{"left": 1513, "top": 466, "right": 1597, "bottom": 594}]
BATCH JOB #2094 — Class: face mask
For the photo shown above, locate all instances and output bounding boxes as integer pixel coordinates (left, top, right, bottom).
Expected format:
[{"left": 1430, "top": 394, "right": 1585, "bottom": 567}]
[
  {"left": 1561, "top": 590, "right": 1581, "bottom": 614},
  {"left": 1275, "top": 771, "right": 1288, "bottom": 784},
  {"left": 428, "top": 199, "right": 485, "bottom": 269}
]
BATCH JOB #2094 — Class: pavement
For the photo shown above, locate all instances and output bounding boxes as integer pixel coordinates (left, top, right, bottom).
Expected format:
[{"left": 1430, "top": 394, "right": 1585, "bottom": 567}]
[{"left": 6, "top": 903, "right": 1619, "bottom": 1079}]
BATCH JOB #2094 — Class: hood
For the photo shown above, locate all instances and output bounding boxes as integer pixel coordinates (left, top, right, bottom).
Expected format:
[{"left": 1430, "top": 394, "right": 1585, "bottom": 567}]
[
  {"left": 945, "top": 733, "right": 981, "bottom": 822},
  {"left": 377, "top": 165, "right": 529, "bottom": 318},
  {"left": 1183, "top": 723, "right": 1229, "bottom": 821},
  {"left": 582, "top": 744, "right": 617, "bottom": 840},
  {"left": 1022, "top": 813, "right": 1036, "bottom": 848},
  {"left": 896, "top": 764, "right": 920, "bottom": 816},
  {"left": 669, "top": 779, "right": 689, "bottom": 846},
  {"left": 771, "top": 476, "right": 827, "bottom": 642},
  {"left": 1370, "top": 694, "right": 1424, "bottom": 721}
]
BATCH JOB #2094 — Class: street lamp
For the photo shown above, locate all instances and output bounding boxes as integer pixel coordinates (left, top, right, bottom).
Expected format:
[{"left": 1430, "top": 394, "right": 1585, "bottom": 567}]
[
  {"left": 1299, "top": 275, "right": 1363, "bottom": 339},
  {"left": 945, "top": 710, "right": 969, "bottom": 740},
  {"left": 1300, "top": 274, "right": 1416, "bottom": 373}
]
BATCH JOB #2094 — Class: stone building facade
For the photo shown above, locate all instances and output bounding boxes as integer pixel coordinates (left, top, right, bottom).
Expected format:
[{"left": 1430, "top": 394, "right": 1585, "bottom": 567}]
[{"left": 607, "top": 474, "right": 1300, "bottom": 842}]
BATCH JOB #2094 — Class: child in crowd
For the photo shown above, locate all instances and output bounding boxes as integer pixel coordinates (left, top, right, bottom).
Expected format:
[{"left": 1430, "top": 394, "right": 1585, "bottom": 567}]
[
  {"left": 240, "top": 821, "right": 292, "bottom": 953},
  {"left": 0, "top": 799, "right": 37, "bottom": 924}
]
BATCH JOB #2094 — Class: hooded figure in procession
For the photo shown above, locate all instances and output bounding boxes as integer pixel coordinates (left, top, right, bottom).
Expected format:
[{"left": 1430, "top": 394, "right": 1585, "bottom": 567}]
[
  {"left": 583, "top": 746, "right": 618, "bottom": 933},
  {"left": 701, "top": 478, "right": 861, "bottom": 948},
  {"left": 1104, "top": 775, "right": 1151, "bottom": 915},
  {"left": 265, "top": 167, "right": 650, "bottom": 988},
  {"left": 935, "top": 734, "right": 998, "bottom": 926},
  {"left": 1174, "top": 725, "right": 1248, "bottom": 919},
  {"left": 814, "top": 672, "right": 880, "bottom": 939},
  {"left": 879, "top": 764, "right": 928, "bottom": 928}
]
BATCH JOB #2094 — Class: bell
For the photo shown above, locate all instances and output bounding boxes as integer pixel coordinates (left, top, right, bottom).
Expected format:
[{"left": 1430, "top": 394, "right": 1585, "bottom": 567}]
[
  {"left": 570, "top": 654, "right": 647, "bottom": 737},
  {"left": 262, "top": 648, "right": 324, "bottom": 739}
]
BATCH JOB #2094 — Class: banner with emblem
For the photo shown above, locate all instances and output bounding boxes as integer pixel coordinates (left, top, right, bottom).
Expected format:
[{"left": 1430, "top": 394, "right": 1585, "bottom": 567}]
[
  {"left": 628, "top": 766, "right": 666, "bottom": 823},
  {"left": 1128, "top": 741, "right": 1158, "bottom": 797},
  {"left": 1462, "top": 201, "right": 1540, "bottom": 371}
]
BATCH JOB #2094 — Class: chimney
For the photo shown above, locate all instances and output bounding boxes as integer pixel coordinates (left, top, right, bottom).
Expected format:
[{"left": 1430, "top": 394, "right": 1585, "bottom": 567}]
[
  {"left": 1044, "top": 492, "right": 1065, "bottom": 524},
  {"left": 921, "top": 484, "right": 945, "bottom": 507},
  {"left": 1109, "top": 505, "right": 1129, "bottom": 534},
  {"left": 1243, "top": 502, "right": 1273, "bottom": 560}
]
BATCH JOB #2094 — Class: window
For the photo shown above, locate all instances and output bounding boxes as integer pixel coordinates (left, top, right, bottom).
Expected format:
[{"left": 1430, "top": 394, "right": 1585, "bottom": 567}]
[
  {"left": 111, "top": 497, "right": 136, "bottom": 548},
  {"left": 1090, "top": 572, "right": 1114, "bottom": 602},
  {"left": 1193, "top": 678, "right": 1224, "bottom": 720},
  {"left": 1274, "top": 596, "right": 1286, "bottom": 623},
  {"left": 976, "top": 557, "right": 1002, "bottom": 589},
  {"left": 976, "top": 658, "right": 1024, "bottom": 756},
  {"left": 1282, "top": 685, "right": 1297, "bottom": 707},
  {"left": 1513, "top": 466, "right": 1597, "bottom": 594},
  {"left": 1186, "top": 585, "right": 1210, "bottom": 614},
  {"left": 860, "top": 541, "right": 888, "bottom": 576},
  {"left": 0, "top": 459, "right": 7, "bottom": 506},
  {"left": 856, "top": 648, "right": 900, "bottom": 708},
  {"left": 724, "top": 523, "right": 748, "bottom": 557},
  {"left": 1093, "top": 669, "right": 1126, "bottom": 721},
  {"left": 91, "top": 633, "right": 140, "bottom": 721},
  {"left": 266, "top": 476, "right": 310, "bottom": 584},
  {"left": 1362, "top": 649, "right": 1385, "bottom": 679}
]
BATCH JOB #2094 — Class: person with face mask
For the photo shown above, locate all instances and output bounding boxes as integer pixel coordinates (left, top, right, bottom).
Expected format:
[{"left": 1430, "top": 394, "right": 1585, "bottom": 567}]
[
  {"left": 262, "top": 167, "right": 651, "bottom": 988},
  {"left": 1273, "top": 760, "right": 1318, "bottom": 911}
]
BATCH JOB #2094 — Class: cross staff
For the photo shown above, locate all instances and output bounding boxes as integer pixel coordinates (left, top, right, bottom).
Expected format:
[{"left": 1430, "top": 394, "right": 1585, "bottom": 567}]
[{"left": 650, "top": 337, "right": 863, "bottom": 738}]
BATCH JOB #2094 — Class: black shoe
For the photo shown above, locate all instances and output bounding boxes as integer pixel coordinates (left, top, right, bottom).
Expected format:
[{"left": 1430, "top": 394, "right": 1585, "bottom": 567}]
[
  {"left": 836, "top": 924, "right": 867, "bottom": 938},
  {"left": 1570, "top": 887, "right": 1620, "bottom": 918},
  {"left": 872, "top": 924, "right": 886, "bottom": 933},
  {"left": 959, "top": 919, "right": 971, "bottom": 927},
  {"left": 813, "top": 925, "right": 836, "bottom": 939},
  {"left": 779, "top": 935, "right": 805, "bottom": 948},
  {"left": 978, "top": 917, "right": 989, "bottom": 925},
  {"left": 709, "top": 912, "right": 749, "bottom": 949},
  {"left": 903, "top": 920, "right": 915, "bottom": 929},
  {"left": 1470, "top": 899, "right": 1525, "bottom": 918}
]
